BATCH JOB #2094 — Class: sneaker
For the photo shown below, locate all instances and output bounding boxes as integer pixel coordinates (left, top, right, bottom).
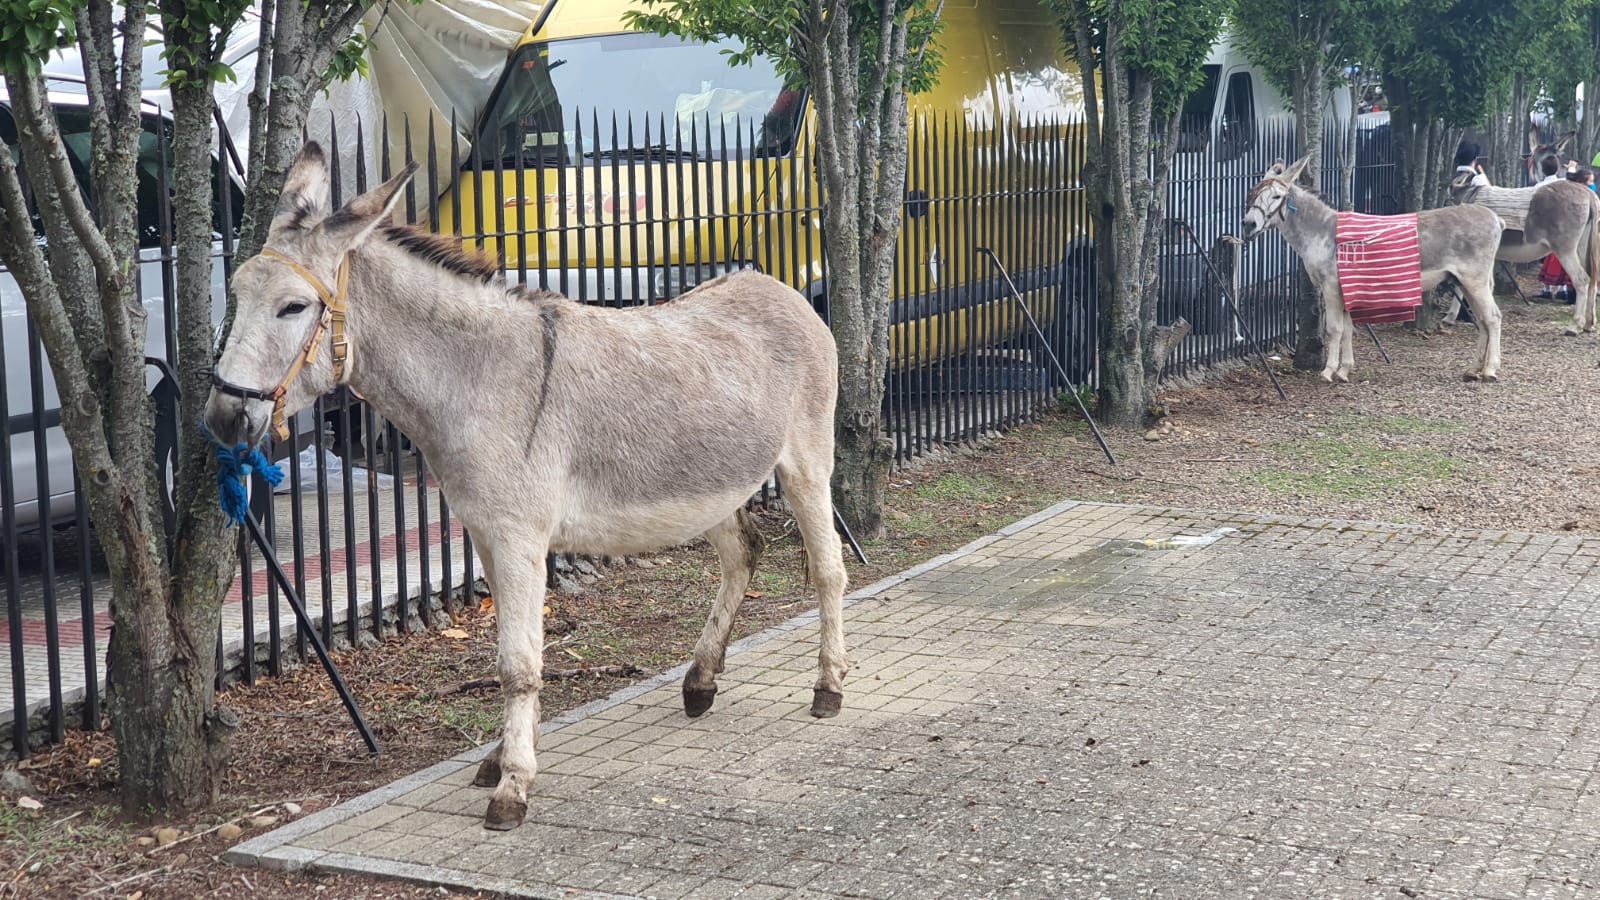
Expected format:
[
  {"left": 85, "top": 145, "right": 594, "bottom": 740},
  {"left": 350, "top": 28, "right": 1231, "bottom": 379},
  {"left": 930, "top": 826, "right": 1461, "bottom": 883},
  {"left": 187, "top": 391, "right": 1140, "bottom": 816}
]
[{"left": 1538, "top": 287, "right": 1555, "bottom": 299}]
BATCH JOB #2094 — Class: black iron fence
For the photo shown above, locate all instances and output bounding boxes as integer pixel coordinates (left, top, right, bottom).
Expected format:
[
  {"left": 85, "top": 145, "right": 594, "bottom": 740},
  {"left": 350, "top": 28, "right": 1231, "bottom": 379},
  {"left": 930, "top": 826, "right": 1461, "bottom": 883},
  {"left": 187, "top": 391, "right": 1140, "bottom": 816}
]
[{"left": 0, "top": 108, "right": 1396, "bottom": 755}]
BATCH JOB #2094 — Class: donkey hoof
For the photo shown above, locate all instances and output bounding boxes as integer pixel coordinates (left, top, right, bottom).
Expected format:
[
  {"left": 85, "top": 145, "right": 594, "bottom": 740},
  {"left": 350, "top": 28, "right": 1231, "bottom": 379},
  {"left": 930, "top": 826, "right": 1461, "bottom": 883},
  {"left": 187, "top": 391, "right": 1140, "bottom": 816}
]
[
  {"left": 1565, "top": 326, "right": 1581, "bottom": 337},
  {"left": 472, "top": 753, "right": 502, "bottom": 788},
  {"left": 1481, "top": 373, "right": 1498, "bottom": 384},
  {"left": 810, "top": 688, "right": 843, "bottom": 718},
  {"left": 1333, "top": 372, "right": 1350, "bottom": 384},
  {"left": 1318, "top": 372, "right": 1334, "bottom": 384},
  {"left": 1462, "top": 373, "right": 1481, "bottom": 382},
  {"left": 683, "top": 684, "right": 718, "bottom": 718},
  {"left": 484, "top": 795, "right": 528, "bottom": 831}
]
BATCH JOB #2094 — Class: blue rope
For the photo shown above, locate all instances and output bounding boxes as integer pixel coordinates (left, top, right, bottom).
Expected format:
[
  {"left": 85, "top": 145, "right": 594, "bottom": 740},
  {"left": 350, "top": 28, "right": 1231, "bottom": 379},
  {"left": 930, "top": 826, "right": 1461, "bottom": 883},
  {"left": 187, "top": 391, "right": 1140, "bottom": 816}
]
[{"left": 203, "top": 425, "right": 284, "bottom": 527}]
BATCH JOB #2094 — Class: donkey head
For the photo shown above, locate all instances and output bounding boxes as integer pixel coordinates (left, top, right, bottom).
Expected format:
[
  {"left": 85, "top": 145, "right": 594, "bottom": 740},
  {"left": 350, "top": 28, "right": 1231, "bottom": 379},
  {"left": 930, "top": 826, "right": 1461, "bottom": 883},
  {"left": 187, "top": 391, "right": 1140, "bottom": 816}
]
[
  {"left": 1527, "top": 131, "right": 1576, "bottom": 184},
  {"left": 204, "top": 143, "right": 418, "bottom": 447},
  {"left": 1241, "top": 155, "right": 1311, "bottom": 240},
  {"left": 1447, "top": 169, "right": 1480, "bottom": 202}
]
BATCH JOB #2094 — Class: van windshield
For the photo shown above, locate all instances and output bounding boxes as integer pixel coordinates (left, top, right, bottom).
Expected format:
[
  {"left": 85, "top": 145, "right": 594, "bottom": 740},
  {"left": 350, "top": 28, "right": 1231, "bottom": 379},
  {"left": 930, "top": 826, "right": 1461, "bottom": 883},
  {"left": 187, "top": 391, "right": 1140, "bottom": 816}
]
[{"left": 473, "top": 32, "right": 802, "bottom": 166}]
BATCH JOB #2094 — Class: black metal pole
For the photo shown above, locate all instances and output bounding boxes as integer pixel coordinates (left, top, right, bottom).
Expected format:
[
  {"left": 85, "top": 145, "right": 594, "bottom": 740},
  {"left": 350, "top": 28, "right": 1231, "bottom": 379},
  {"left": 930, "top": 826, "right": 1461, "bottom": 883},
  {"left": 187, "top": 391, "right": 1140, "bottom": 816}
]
[
  {"left": 833, "top": 507, "right": 869, "bottom": 566},
  {"left": 1364, "top": 323, "right": 1393, "bottom": 363},
  {"left": 243, "top": 513, "right": 381, "bottom": 754},
  {"left": 1497, "top": 261, "right": 1531, "bottom": 306},
  {"left": 1172, "top": 223, "right": 1288, "bottom": 401},
  {"left": 973, "top": 246, "right": 1117, "bottom": 466}
]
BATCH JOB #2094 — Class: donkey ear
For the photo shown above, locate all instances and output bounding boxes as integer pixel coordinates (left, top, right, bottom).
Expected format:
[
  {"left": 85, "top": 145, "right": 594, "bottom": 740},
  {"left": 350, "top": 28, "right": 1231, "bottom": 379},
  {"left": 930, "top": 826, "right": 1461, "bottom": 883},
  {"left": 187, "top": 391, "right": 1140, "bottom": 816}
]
[
  {"left": 1285, "top": 154, "right": 1312, "bottom": 182},
  {"left": 269, "top": 143, "right": 333, "bottom": 235},
  {"left": 319, "top": 162, "right": 421, "bottom": 252}
]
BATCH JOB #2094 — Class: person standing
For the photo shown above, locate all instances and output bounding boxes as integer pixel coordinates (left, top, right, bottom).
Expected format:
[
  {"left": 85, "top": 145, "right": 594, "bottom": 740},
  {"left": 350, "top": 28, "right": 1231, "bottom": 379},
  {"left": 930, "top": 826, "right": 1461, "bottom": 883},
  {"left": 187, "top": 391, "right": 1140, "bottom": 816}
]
[{"left": 1454, "top": 142, "right": 1490, "bottom": 187}]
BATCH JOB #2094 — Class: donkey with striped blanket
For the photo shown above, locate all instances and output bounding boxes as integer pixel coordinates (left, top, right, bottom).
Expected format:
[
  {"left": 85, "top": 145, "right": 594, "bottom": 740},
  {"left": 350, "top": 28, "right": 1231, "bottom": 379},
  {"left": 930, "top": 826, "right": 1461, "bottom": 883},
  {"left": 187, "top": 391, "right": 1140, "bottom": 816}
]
[{"left": 1241, "top": 156, "right": 1506, "bottom": 382}]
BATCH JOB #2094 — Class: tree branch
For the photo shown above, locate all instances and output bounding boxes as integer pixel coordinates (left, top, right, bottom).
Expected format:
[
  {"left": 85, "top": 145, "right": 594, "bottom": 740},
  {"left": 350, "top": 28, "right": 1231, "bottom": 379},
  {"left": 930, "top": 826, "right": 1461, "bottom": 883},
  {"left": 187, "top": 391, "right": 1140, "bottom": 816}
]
[
  {"left": 11, "top": 69, "right": 146, "bottom": 478},
  {"left": 10, "top": 75, "right": 123, "bottom": 296},
  {"left": 0, "top": 123, "right": 131, "bottom": 575},
  {"left": 1069, "top": 0, "right": 1101, "bottom": 153},
  {"left": 310, "top": 1, "right": 374, "bottom": 80}
]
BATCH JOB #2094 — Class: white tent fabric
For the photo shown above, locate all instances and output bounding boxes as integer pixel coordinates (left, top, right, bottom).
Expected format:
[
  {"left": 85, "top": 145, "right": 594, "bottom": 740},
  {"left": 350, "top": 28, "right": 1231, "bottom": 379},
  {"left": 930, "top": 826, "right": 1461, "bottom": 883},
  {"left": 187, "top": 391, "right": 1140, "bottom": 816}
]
[
  {"left": 216, "top": 1, "right": 540, "bottom": 210},
  {"left": 360, "top": 0, "right": 541, "bottom": 197}
]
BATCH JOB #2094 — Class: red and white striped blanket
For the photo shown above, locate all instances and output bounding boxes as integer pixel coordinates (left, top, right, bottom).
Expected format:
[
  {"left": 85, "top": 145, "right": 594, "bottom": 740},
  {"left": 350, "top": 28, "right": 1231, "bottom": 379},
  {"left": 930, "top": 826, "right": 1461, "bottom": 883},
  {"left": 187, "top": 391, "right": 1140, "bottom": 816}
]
[{"left": 1334, "top": 212, "right": 1423, "bottom": 325}]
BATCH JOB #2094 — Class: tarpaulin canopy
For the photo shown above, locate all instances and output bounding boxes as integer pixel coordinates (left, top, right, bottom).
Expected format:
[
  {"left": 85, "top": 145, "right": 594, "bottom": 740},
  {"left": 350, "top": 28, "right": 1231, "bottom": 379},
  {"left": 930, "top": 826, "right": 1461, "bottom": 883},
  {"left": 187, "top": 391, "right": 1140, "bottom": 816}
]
[{"left": 215, "top": 0, "right": 540, "bottom": 212}]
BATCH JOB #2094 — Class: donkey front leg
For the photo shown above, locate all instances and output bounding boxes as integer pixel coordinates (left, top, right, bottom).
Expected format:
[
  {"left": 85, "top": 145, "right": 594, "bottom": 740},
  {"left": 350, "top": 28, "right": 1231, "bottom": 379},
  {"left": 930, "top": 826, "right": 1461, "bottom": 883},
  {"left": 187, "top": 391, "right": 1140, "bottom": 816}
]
[
  {"left": 684, "top": 509, "right": 766, "bottom": 717},
  {"left": 1319, "top": 288, "right": 1347, "bottom": 383},
  {"left": 1336, "top": 311, "right": 1356, "bottom": 383},
  {"left": 483, "top": 544, "right": 548, "bottom": 831},
  {"left": 1463, "top": 278, "right": 1503, "bottom": 381}
]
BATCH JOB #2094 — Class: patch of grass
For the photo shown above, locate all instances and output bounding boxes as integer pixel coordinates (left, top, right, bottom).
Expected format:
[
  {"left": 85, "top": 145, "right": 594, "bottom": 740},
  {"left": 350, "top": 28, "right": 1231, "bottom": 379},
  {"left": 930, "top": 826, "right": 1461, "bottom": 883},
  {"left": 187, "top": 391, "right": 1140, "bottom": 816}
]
[
  {"left": 1246, "top": 437, "right": 1460, "bottom": 498},
  {"left": 1328, "top": 413, "right": 1466, "bottom": 436},
  {"left": 0, "top": 803, "right": 134, "bottom": 881},
  {"left": 912, "top": 472, "right": 1008, "bottom": 503},
  {"left": 749, "top": 569, "right": 802, "bottom": 597},
  {"left": 438, "top": 706, "right": 500, "bottom": 743}
]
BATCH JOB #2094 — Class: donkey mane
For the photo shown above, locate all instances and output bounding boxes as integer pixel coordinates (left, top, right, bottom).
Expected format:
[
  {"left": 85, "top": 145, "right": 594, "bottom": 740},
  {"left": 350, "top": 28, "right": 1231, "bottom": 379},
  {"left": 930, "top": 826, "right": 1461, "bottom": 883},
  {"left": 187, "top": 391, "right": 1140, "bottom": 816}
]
[
  {"left": 379, "top": 225, "right": 502, "bottom": 284},
  {"left": 374, "top": 226, "right": 573, "bottom": 307},
  {"left": 1246, "top": 178, "right": 1329, "bottom": 207}
]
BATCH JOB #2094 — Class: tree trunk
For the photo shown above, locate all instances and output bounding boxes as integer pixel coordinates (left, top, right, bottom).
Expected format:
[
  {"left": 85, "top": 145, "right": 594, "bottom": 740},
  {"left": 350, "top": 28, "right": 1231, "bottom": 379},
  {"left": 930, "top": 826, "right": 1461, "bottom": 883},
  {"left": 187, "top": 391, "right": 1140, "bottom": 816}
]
[
  {"left": 1579, "top": 83, "right": 1599, "bottom": 170},
  {"left": 1089, "top": 21, "right": 1164, "bottom": 429},
  {"left": 1339, "top": 78, "right": 1359, "bottom": 212},
  {"left": 109, "top": 630, "right": 235, "bottom": 811},
  {"left": 1385, "top": 76, "right": 1442, "bottom": 215},
  {"left": 105, "top": 77, "right": 242, "bottom": 816},
  {"left": 1292, "top": 68, "right": 1327, "bottom": 370},
  {"left": 805, "top": 0, "right": 911, "bottom": 540}
]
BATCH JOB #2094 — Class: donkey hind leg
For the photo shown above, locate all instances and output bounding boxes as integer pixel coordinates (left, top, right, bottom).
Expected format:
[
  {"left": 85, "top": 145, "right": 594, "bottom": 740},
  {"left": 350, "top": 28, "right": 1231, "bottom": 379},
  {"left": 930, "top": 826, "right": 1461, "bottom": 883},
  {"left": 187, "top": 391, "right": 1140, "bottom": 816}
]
[
  {"left": 1320, "top": 288, "right": 1346, "bottom": 383},
  {"left": 774, "top": 456, "right": 849, "bottom": 718},
  {"left": 683, "top": 508, "right": 766, "bottom": 717},
  {"left": 1462, "top": 272, "right": 1503, "bottom": 381},
  {"left": 483, "top": 544, "right": 549, "bottom": 831}
]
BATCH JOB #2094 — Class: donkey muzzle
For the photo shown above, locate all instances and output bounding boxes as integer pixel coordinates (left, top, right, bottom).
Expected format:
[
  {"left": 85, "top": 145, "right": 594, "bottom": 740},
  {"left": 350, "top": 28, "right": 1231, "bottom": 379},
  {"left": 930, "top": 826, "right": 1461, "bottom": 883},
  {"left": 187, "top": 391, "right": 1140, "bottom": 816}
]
[{"left": 202, "top": 391, "right": 267, "bottom": 449}]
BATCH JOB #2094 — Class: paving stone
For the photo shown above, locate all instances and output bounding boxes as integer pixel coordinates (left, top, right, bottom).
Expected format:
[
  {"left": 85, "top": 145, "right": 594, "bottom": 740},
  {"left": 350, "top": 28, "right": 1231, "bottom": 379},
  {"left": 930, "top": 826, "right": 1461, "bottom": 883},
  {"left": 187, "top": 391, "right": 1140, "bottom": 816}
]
[{"left": 225, "top": 503, "right": 1600, "bottom": 899}]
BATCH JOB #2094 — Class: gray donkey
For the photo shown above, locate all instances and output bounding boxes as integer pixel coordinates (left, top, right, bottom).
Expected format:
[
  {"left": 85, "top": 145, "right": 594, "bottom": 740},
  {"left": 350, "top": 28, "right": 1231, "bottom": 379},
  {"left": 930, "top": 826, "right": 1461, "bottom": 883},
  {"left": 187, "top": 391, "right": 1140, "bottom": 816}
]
[
  {"left": 1449, "top": 173, "right": 1600, "bottom": 334},
  {"left": 204, "top": 144, "right": 849, "bottom": 831},
  {"left": 1241, "top": 156, "right": 1506, "bottom": 382}
]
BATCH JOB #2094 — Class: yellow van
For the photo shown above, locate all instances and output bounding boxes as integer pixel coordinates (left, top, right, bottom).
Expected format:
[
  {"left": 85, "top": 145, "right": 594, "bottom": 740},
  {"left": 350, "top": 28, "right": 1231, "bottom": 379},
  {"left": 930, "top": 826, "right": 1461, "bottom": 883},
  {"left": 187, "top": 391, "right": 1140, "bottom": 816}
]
[{"left": 437, "top": 0, "right": 1087, "bottom": 372}]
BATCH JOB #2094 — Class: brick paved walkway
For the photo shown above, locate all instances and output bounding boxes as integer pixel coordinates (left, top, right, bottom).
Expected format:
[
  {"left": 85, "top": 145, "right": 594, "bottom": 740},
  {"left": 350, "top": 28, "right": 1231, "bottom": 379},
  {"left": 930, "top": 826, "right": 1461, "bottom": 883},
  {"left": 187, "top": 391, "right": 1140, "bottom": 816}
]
[{"left": 228, "top": 501, "right": 1600, "bottom": 898}]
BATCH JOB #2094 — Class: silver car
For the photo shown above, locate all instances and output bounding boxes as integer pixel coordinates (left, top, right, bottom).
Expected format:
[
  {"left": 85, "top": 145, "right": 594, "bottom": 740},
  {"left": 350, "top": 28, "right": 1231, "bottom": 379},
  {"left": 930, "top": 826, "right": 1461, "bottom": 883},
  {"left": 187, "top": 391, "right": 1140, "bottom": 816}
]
[{"left": 1, "top": 83, "right": 241, "bottom": 532}]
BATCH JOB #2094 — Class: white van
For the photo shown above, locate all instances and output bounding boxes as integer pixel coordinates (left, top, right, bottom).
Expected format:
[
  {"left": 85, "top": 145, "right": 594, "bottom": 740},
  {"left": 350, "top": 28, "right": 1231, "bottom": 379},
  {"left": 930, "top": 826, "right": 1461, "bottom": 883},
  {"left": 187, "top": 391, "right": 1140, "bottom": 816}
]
[{"left": 1161, "top": 31, "right": 1387, "bottom": 333}]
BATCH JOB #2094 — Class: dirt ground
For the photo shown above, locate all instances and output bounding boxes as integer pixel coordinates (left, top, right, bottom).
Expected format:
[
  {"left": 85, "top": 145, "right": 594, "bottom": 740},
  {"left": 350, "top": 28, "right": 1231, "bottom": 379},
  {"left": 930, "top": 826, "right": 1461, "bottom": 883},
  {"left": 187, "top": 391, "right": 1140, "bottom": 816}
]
[{"left": 2, "top": 291, "right": 1597, "bottom": 898}]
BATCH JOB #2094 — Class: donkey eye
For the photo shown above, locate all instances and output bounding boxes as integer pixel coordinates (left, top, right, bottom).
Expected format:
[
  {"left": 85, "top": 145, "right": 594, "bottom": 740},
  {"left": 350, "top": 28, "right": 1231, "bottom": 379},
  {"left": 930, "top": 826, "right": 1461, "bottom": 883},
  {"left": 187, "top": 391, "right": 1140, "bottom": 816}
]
[{"left": 277, "top": 302, "right": 309, "bottom": 319}]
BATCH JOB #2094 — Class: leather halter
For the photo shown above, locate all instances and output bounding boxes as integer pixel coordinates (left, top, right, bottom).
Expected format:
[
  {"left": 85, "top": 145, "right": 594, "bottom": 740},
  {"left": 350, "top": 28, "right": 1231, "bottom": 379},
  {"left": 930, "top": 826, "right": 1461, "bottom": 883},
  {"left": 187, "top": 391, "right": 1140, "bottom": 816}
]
[
  {"left": 1244, "top": 177, "right": 1296, "bottom": 237},
  {"left": 210, "top": 247, "right": 352, "bottom": 442}
]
